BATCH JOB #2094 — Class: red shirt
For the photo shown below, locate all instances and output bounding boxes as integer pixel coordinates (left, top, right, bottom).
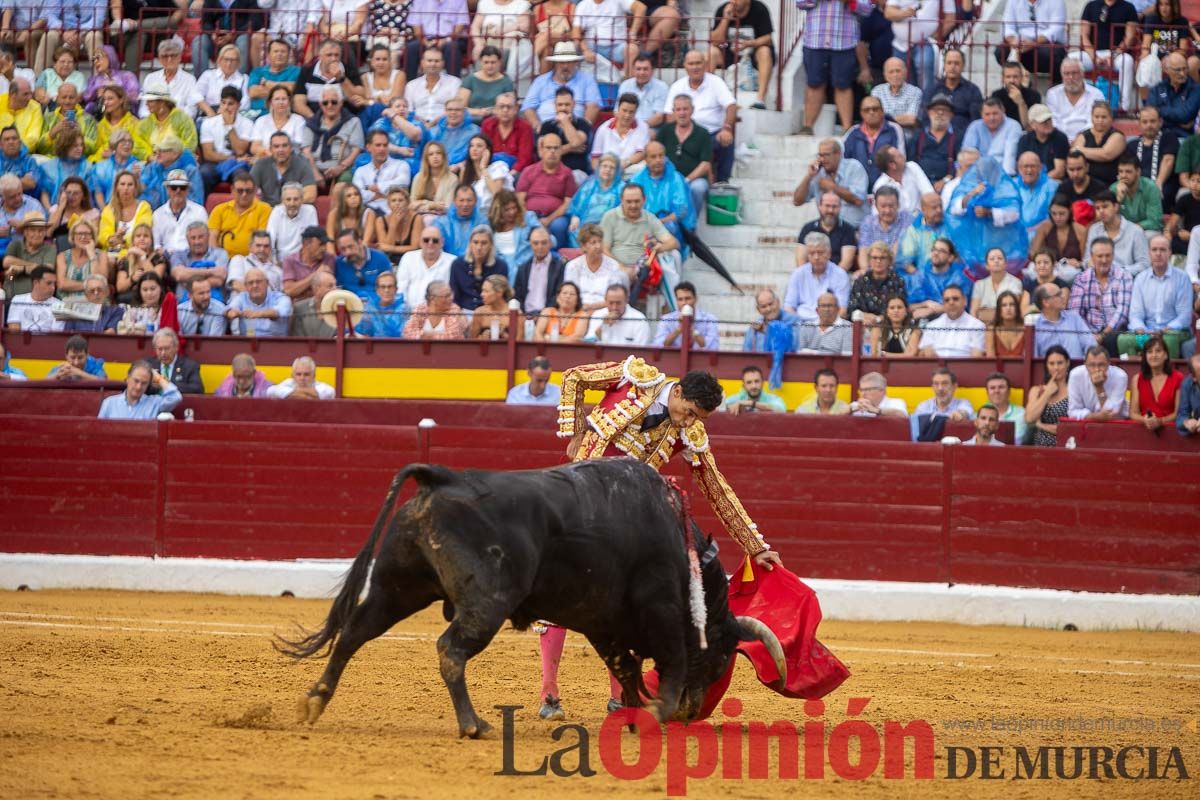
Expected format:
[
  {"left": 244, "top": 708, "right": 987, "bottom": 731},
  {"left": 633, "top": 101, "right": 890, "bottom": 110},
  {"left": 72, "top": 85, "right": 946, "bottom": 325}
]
[
  {"left": 515, "top": 163, "right": 577, "bottom": 217},
  {"left": 481, "top": 116, "right": 535, "bottom": 172},
  {"left": 1136, "top": 370, "right": 1185, "bottom": 418}
]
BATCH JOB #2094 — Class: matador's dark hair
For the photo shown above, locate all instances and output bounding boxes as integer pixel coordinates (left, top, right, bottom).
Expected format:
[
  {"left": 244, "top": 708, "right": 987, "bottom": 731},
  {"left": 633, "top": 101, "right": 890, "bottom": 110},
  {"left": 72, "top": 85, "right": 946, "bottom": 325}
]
[{"left": 679, "top": 370, "right": 723, "bottom": 412}]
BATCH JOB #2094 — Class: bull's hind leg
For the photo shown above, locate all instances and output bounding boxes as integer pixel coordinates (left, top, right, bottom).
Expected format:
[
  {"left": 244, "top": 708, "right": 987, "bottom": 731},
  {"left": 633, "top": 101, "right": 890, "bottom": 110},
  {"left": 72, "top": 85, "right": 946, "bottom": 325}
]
[
  {"left": 302, "top": 583, "right": 436, "bottom": 725},
  {"left": 438, "top": 604, "right": 510, "bottom": 739}
]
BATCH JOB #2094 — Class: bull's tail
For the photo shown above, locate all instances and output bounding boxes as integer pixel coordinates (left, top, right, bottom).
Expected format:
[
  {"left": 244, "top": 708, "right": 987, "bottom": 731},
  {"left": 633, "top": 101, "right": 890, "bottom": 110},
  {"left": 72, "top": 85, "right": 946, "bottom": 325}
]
[{"left": 275, "top": 464, "right": 451, "bottom": 659}]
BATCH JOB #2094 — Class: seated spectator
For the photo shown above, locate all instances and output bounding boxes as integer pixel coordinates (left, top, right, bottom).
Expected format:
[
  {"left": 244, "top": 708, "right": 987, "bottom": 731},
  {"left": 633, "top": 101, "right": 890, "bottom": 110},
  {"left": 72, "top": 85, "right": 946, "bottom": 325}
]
[
  {"left": 851, "top": 371, "right": 909, "bottom": 417},
  {"left": 458, "top": 46, "right": 515, "bottom": 122},
  {"left": 592, "top": 93, "right": 647, "bottom": 175},
  {"left": 855, "top": 187, "right": 912, "bottom": 277},
  {"left": 796, "top": 367, "right": 848, "bottom": 415},
  {"left": 1016, "top": 103, "right": 1069, "bottom": 180},
  {"left": 196, "top": 45, "right": 251, "bottom": 119},
  {"left": 227, "top": 231, "right": 283, "bottom": 297},
  {"left": 371, "top": 187, "right": 422, "bottom": 261},
  {"left": 46, "top": 176, "right": 99, "bottom": 240},
  {"left": 599, "top": 183, "right": 680, "bottom": 304},
  {"left": 871, "top": 57, "right": 921, "bottom": 131},
  {"left": 514, "top": 227, "right": 565, "bottom": 317},
  {"left": 194, "top": 0, "right": 261, "bottom": 75},
  {"left": 0, "top": 341, "right": 26, "bottom": 380},
  {"left": 170, "top": 221, "right": 230, "bottom": 302},
  {"left": 55, "top": 219, "right": 110, "bottom": 304},
  {"left": 34, "top": 43, "right": 86, "bottom": 105},
  {"left": 147, "top": 327, "right": 204, "bottom": 394},
  {"left": 709, "top": 0, "right": 774, "bottom": 108},
  {"left": 507, "top": 356, "right": 562, "bottom": 406},
  {"left": 1120, "top": 234, "right": 1195, "bottom": 358},
  {"left": 247, "top": 39, "right": 302, "bottom": 119},
  {"left": 306, "top": 89, "right": 365, "bottom": 194},
  {"left": 358, "top": 43, "right": 407, "bottom": 116},
  {"left": 907, "top": 95, "right": 960, "bottom": 194},
  {"left": 251, "top": 86, "right": 310, "bottom": 158},
  {"left": 1025, "top": 250, "right": 1072, "bottom": 311},
  {"left": 214, "top": 353, "right": 274, "bottom": 398},
  {"left": 436, "top": 184, "right": 485, "bottom": 258},
  {"left": 148, "top": 170, "right": 208, "bottom": 256},
  {"left": 0, "top": 124, "right": 41, "bottom": 197},
  {"left": 1072, "top": 101, "right": 1125, "bottom": 188},
  {"left": 3, "top": 210, "right": 56, "bottom": 299},
  {"left": 518, "top": 132, "right": 578, "bottom": 247},
  {"left": 410, "top": 141, "right": 458, "bottom": 214},
  {"left": 632, "top": 141, "right": 694, "bottom": 247},
  {"left": 140, "top": 136, "right": 203, "bottom": 210},
  {"left": 7, "top": 267, "right": 62, "bottom": 333},
  {"left": 354, "top": 130, "right": 413, "bottom": 215},
  {"left": 295, "top": 39, "right": 364, "bottom": 120},
  {"left": 481, "top": 92, "right": 536, "bottom": 173},
  {"left": 1044, "top": 60, "right": 1106, "bottom": 143},
  {"left": 225, "top": 267, "right": 294, "bottom": 336},
  {"left": 971, "top": 248, "right": 1028, "bottom": 324},
  {"left": 428, "top": 98, "right": 480, "bottom": 167},
  {"left": 37, "top": 82, "right": 97, "bottom": 159},
  {"left": 564, "top": 222, "right": 631, "bottom": 310},
  {"left": 849, "top": 244, "right": 907, "bottom": 326},
  {"left": 534, "top": 280, "right": 587, "bottom": 341},
  {"left": 1146, "top": 51, "right": 1200, "bottom": 141},
  {"left": 137, "top": 85, "right": 198, "bottom": 155},
  {"left": 989, "top": 61, "right": 1044, "bottom": 128},
  {"left": 365, "top": 97, "right": 425, "bottom": 176},
  {"left": 404, "top": 0, "right": 470, "bottom": 82},
  {"left": 468, "top": 275, "right": 518, "bottom": 339},
  {"left": 538, "top": 88, "right": 593, "bottom": 180},
  {"left": 796, "top": 193, "right": 857, "bottom": 272},
  {"left": 1057, "top": 149, "right": 1106, "bottom": 209},
  {"left": 290, "top": 270, "right": 339, "bottom": 337},
  {"left": 335, "top": 227, "right": 392, "bottom": 304},
  {"left": 844, "top": 96, "right": 904, "bottom": 187},
  {"left": 91, "top": 91, "right": 149, "bottom": 180},
  {"left": 921, "top": 47, "right": 982, "bottom": 134},
  {"left": 793, "top": 137, "right": 868, "bottom": 229},
  {"left": 402, "top": 46, "right": 462, "bottom": 126},
  {"left": 1014, "top": 151, "right": 1060, "bottom": 237},
  {"left": 567, "top": 154, "right": 623, "bottom": 245},
  {"left": 985, "top": 371, "right": 1027, "bottom": 443},
  {"left": 0, "top": 78, "right": 41, "bottom": 152},
  {"left": 653, "top": 282, "right": 719, "bottom": 350},
  {"left": 113, "top": 225, "right": 168, "bottom": 303},
  {"left": 355, "top": 271, "right": 407, "bottom": 337},
  {"left": 1129, "top": 334, "right": 1185, "bottom": 432},
  {"left": 39, "top": 128, "right": 93, "bottom": 207},
  {"left": 742, "top": 288, "right": 798, "bottom": 352},
  {"left": 911, "top": 367, "right": 974, "bottom": 439},
  {"left": 796, "top": 291, "right": 853, "bottom": 355},
  {"left": 962, "top": 403, "right": 1005, "bottom": 446},
  {"left": 996, "top": 0, "right": 1066, "bottom": 82},
  {"left": 198, "top": 88, "right": 253, "bottom": 194},
  {"left": 402, "top": 279, "right": 468, "bottom": 339},
  {"left": 326, "top": 184, "right": 376, "bottom": 244},
  {"left": 450, "top": 225, "right": 509, "bottom": 310},
  {"left": 919, "top": 285, "right": 985, "bottom": 357},
  {"left": 1029, "top": 194, "right": 1087, "bottom": 278},
  {"left": 724, "top": 365, "right": 787, "bottom": 414},
  {"left": 963, "top": 98, "right": 1022, "bottom": 175},
  {"left": 1113, "top": 154, "right": 1163, "bottom": 234},
  {"left": 1067, "top": 345, "right": 1130, "bottom": 419},
  {"left": 98, "top": 361, "right": 182, "bottom": 419},
  {"left": 489, "top": 190, "right": 546, "bottom": 273},
  {"left": 945, "top": 155, "right": 1027, "bottom": 279},
  {"left": 63, "top": 274, "right": 125, "bottom": 334},
  {"left": 663, "top": 50, "right": 737, "bottom": 183},
  {"left": 657, "top": 94, "right": 712, "bottom": 221},
  {"left": 84, "top": 44, "right": 140, "bottom": 114},
  {"left": 1026, "top": 344, "right": 1073, "bottom": 446},
  {"left": 97, "top": 171, "right": 152, "bottom": 262},
  {"left": 457, "top": 131, "right": 515, "bottom": 219},
  {"left": 784, "top": 231, "right": 850, "bottom": 321},
  {"left": 585, "top": 283, "right": 650, "bottom": 345},
  {"left": 266, "top": 356, "right": 336, "bottom": 399},
  {"left": 1070, "top": 236, "right": 1133, "bottom": 353},
  {"left": 1176, "top": 352, "right": 1200, "bottom": 436},
  {"left": 209, "top": 173, "right": 272, "bottom": 260},
  {"left": 178, "top": 277, "right": 229, "bottom": 337},
  {"left": 915, "top": 238, "right": 974, "bottom": 321},
  {"left": 283, "top": 227, "right": 336, "bottom": 301},
  {"left": 1070, "top": 0, "right": 1138, "bottom": 110},
  {"left": 399, "top": 214, "right": 460, "bottom": 293},
  {"left": 1129, "top": 105, "right": 1179, "bottom": 217},
  {"left": 523, "top": 42, "right": 600, "bottom": 128},
  {"left": 871, "top": 294, "right": 921, "bottom": 356},
  {"left": 0, "top": 178, "right": 43, "bottom": 253},
  {"left": 48, "top": 335, "right": 106, "bottom": 381},
  {"left": 267, "top": 184, "right": 319, "bottom": 260},
  {"left": 250, "top": 133, "right": 319, "bottom": 206}
]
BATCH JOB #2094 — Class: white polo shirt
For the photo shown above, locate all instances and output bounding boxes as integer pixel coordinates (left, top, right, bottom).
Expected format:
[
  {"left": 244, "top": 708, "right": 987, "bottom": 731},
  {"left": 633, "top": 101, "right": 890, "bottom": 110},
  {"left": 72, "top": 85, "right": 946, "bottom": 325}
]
[{"left": 664, "top": 74, "right": 735, "bottom": 134}]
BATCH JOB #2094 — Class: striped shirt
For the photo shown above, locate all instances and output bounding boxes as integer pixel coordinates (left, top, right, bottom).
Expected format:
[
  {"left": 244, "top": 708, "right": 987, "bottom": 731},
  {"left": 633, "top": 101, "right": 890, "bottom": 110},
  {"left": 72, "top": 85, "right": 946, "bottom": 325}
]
[
  {"left": 802, "top": 0, "right": 866, "bottom": 51},
  {"left": 1068, "top": 266, "right": 1133, "bottom": 333}
]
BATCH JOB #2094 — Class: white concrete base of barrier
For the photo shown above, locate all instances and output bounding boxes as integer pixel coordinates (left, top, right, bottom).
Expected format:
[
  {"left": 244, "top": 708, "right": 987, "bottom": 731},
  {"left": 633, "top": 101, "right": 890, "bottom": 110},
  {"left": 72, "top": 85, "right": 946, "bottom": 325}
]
[{"left": 1, "top": 554, "right": 1197, "bottom": 633}]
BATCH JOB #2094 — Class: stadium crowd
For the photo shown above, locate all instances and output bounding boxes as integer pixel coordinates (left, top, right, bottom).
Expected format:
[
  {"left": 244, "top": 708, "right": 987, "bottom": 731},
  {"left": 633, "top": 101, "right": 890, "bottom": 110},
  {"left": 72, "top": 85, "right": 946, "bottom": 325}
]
[{"left": 2, "top": 1, "right": 1200, "bottom": 437}]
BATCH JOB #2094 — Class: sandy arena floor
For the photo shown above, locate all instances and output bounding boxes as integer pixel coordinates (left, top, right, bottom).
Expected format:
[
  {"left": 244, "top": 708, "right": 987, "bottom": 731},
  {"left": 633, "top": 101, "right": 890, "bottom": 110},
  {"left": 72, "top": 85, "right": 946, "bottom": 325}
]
[{"left": 0, "top": 589, "right": 1196, "bottom": 799}]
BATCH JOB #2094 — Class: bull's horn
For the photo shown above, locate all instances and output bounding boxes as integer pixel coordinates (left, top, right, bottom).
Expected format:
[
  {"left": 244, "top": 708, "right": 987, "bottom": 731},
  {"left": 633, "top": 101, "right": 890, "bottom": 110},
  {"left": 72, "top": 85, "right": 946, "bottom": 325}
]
[{"left": 736, "top": 616, "right": 787, "bottom": 684}]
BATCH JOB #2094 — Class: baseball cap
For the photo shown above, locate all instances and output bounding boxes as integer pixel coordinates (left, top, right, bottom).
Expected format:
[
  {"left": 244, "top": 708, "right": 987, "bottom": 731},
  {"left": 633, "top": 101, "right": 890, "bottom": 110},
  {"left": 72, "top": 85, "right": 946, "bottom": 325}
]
[
  {"left": 1028, "top": 104, "right": 1053, "bottom": 124},
  {"left": 165, "top": 169, "right": 191, "bottom": 187}
]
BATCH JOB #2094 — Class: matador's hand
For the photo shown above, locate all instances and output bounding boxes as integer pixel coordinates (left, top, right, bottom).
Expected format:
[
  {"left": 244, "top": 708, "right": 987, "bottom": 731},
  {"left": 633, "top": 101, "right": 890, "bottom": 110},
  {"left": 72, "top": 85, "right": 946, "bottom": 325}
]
[
  {"left": 754, "top": 550, "right": 782, "bottom": 571},
  {"left": 565, "top": 432, "right": 584, "bottom": 460}
]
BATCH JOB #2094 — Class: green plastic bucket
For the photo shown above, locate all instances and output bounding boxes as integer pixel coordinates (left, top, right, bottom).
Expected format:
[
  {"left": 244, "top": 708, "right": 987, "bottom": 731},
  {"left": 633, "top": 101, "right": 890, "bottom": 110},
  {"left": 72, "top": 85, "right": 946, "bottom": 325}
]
[{"left": 706, "top": 184, "right": 741, "bottom": 226}]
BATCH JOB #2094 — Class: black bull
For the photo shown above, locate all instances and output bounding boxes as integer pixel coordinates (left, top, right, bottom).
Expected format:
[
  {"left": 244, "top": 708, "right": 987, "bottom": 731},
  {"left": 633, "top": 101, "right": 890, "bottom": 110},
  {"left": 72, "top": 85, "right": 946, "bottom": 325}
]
[{"left": 278, "top": 459, "right": 785, "bottom": 738}]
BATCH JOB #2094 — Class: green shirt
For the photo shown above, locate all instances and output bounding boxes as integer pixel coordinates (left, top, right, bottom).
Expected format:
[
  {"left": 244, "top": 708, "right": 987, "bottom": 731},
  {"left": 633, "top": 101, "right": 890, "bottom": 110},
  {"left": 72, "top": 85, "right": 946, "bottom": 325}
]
[
  {"left": 1174, "top": 134, "right": 1200, "bottom": 175},
  {"left": 1111, "top": 177, "right": 1163, "bottom": 231},
  {"left": 656, "top": 123, "right": 713, "bottom": 178},
  {"left": 460, "top": 72, "right": 515, "bottom": 114},
  {"left": 3, "top": 239, "right": 57, "bottom": 298},
  {"left": 600, "top": 207, "right": 671, "bottom": 266},
  {"left": 723, "top": 388, "right": 788, "bottom": 413},
  {"left": 796, "top": 397, "right": 850, "bottom": 415}
]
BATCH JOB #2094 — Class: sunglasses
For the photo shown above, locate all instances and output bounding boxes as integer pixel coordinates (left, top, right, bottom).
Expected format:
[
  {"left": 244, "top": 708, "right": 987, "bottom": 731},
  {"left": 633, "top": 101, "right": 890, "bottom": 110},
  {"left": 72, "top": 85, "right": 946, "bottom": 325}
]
[
  {"left": 168, "top": 185, "right": 188, "bottom": 191},
  {"left": 321, "top": 100, "right": 341, "bottom": 106},
  {"left": 422, "top": 237, "right": 441, "bottom": 243},
  {"left": 234, "top": 187, "right": 254, "bottom": 194}
]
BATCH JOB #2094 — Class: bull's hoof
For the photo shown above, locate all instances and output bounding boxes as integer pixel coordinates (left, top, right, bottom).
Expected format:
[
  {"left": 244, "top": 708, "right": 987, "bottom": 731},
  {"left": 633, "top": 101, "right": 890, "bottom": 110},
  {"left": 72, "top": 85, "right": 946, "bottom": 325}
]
[
  {"left": 460, "top": 717, "right": 494, "bottom": 739},
  {"left": 299, "top": 694, "right": 327, "bottom": 725},
  {"left": 644, "top": 699, "right": 668, "bottom": 724}
]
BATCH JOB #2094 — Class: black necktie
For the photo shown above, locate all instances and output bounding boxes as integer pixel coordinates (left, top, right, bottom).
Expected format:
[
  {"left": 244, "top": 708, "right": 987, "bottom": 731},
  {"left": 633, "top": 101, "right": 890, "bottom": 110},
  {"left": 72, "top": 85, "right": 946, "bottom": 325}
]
[{"left": 640, "top": 410, "right": 670, "bottom": 431}]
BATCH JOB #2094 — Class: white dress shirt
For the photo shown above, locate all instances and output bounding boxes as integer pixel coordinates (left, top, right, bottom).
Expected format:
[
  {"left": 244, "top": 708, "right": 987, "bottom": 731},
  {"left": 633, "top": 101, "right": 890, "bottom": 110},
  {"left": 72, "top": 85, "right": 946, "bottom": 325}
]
[
  {"left": 1067, "top": 363, "right": 1130, "bottom": 419},
  {"left": 153, "top": 201, "right": 210, "bottom": 254},
  {"left": 873, "top": 163, "right": 935, "bottom": 216},
  {"left": 140, "top": 69, "right": 201, "bottom": 117},
  {"left": 585, "top": 304, "right": 651, "bottom": 345},
  {"left": 404, "top": 73, "right": 463, "bottom": 126},
  {"left": 266, "top": 204, "right": 319, "bottom": 258},
  {"left": 1044, "top": 82, "right": 1106, "bottom": 142},
  {"left": 266, "top": 378, "right": 336, "bottom": 399},
  {"left": 353, "top": 158, "right": 413, "bottom": 213},
  {"left": 664, "top": 74, "right": 734, "bottom": 134},
  {"left": 395, "top": 249, "right": 456, "bottom": 307},
  {"left": 921, "top": 311, "right": 986, "bottom": 356}
]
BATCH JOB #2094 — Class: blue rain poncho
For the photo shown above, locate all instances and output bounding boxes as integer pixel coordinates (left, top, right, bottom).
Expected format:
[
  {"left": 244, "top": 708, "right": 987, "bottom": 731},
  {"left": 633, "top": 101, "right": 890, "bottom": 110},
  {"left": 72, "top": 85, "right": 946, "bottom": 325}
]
[
  {"left": 945, "top": 156, "right": 1028, "bottom": 278},
  {"left": 567, "top": 171, "right": 624, "bottom": 246},
  {"left": 632, "top": 158, "right": 695, "bottom": 259}
]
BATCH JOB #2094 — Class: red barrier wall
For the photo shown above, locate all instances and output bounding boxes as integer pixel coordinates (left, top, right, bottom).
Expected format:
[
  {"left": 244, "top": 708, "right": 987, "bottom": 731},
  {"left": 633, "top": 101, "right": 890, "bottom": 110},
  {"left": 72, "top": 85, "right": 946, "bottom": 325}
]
[
  {"left": 2, "top": 416, "right": 1197, "bottom": 595},
  {"left": 1056, "top": 419, "right": 1200, "bottom": 452}
]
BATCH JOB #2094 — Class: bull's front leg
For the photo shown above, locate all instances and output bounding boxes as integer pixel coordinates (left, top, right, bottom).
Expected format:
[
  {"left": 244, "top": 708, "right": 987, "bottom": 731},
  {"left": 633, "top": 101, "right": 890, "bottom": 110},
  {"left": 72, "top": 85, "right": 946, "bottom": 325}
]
[{"left": 437, "top": 611, "right": 507, "bottom": 739}]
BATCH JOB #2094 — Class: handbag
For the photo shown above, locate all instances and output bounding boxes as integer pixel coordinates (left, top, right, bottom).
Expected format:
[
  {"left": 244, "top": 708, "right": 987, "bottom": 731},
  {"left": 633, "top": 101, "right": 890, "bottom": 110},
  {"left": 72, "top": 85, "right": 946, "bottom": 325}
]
[{"left": 1136, "top": 43, "right": 1162, "bottom": 89}]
